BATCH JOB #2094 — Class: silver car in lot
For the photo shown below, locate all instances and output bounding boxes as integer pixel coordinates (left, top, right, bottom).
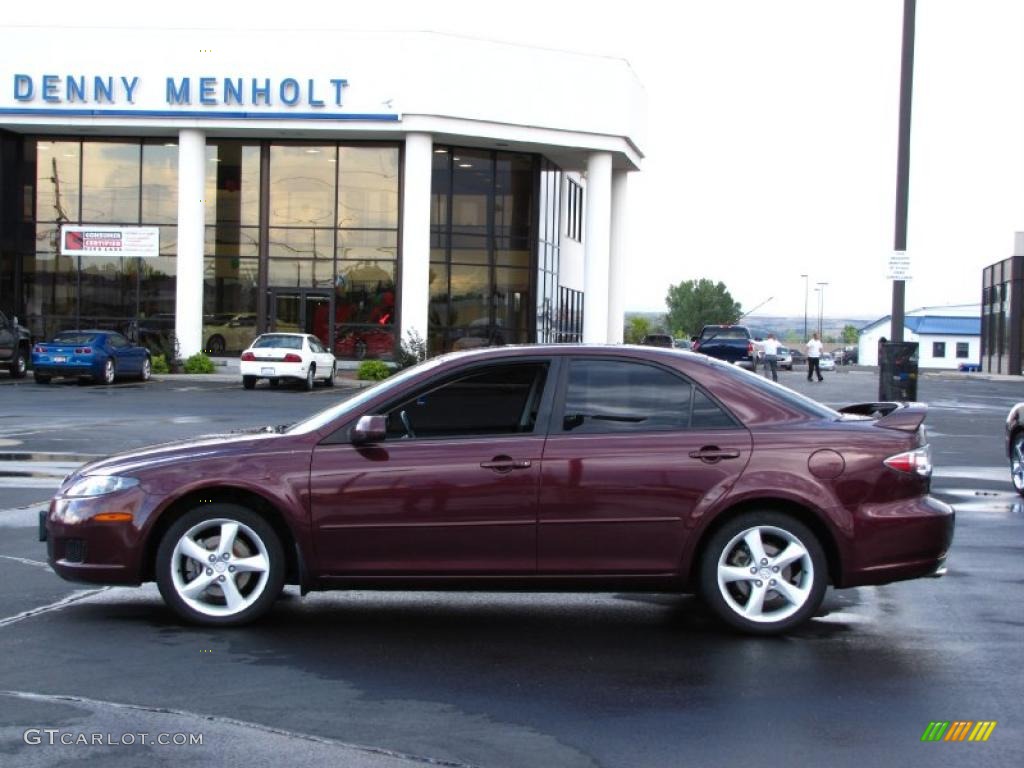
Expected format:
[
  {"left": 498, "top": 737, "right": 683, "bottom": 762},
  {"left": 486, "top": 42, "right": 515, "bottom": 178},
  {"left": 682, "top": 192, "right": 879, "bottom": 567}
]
[{"left": 776, "top": 346, "right": 794, "bottom": 371}]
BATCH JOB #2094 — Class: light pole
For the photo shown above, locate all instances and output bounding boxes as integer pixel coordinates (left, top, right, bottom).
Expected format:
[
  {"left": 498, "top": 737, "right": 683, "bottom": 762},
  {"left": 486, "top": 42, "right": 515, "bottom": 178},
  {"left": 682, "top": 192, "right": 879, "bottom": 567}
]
[
  {"left": 816, "top": 281, "right": 828, "bottom": 338},
  {"left": 800, "top": 274, "right": 809, "bottom": 340}
]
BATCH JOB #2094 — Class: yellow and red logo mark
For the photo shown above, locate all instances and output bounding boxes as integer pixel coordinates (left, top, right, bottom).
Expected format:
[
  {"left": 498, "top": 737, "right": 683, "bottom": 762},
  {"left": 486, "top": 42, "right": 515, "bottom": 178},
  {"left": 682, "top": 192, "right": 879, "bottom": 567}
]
[{"left": 921, "top": 721, "right": 997, "bottom": 742}]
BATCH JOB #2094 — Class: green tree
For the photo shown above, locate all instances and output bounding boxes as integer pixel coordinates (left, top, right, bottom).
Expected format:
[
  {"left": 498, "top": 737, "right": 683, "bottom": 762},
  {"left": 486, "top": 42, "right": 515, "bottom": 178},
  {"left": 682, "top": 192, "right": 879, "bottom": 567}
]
[
  {"left": 624, "top": 315, "right": 652, "bottom": 344},
  {"left": 842, "top": 324, "right": 859, "bottom": 344},
  {"left": 665, "top": 279, "right": 742, "bottom": 337}
]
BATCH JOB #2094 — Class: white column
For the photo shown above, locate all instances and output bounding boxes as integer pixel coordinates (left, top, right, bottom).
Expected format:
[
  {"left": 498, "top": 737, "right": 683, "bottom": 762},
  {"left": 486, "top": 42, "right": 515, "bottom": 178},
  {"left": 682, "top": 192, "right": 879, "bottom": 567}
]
[
  {"left": 607, "top": 169, "right": 629, "bottom": 343},
  {"left": 583, "top": 151, "right": 612, "bottom": 343},
  {"left": 400, "top": 133, "right": 432, "bottom": 350},
  {"left": 174, "top": 128, "right": 206, "bottom": 359}
]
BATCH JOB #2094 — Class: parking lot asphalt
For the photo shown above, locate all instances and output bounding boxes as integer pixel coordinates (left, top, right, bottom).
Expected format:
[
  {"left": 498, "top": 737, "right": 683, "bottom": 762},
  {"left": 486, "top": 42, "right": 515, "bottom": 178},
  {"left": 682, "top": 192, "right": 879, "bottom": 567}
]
[{"left": 0, "top": 365, "right": 1021, "bottom": 767}]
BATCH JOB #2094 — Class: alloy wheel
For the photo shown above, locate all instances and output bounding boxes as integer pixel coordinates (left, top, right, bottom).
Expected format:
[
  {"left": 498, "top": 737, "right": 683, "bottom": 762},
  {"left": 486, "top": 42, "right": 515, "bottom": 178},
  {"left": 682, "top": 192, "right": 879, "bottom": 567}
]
[
  {"left": 141, "top": 357, "right": 152, "bottom": 381},
  {"left": 169, "top": 518, "right": 271, "bottom": 618},
  {"left": 103, "top": 359, "right": 115, "bottom": 384},
  {"left": 715, "top": 524, "right": 815, "bottom": 624},
  {"left": 1012, "top": 434, "right": 1024, "bottom": 495}
]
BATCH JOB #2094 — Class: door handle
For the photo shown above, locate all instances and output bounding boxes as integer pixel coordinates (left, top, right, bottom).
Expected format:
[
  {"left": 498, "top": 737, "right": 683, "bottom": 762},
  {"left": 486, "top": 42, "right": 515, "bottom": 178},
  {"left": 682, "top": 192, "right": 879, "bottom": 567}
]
[
  {"left": 688, "top": 447, "right": 740, "bottom": 463},
  {"left": 480, "top": 456, "right": 532, "bottom": 472}
]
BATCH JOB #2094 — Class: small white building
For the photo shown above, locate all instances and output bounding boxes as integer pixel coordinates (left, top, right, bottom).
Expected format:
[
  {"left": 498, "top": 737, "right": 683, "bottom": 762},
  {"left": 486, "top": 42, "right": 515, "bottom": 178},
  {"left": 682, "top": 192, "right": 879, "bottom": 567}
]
[{"left": 857, "top": 305, "right": 981, "bottom": 369}]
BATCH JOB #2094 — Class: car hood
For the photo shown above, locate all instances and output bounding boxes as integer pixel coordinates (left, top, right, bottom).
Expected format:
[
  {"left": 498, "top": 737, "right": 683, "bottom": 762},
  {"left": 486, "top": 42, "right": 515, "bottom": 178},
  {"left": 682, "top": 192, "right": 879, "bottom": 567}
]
[{"left": 70, "top": 428, "right": 299, "bottom": 480}]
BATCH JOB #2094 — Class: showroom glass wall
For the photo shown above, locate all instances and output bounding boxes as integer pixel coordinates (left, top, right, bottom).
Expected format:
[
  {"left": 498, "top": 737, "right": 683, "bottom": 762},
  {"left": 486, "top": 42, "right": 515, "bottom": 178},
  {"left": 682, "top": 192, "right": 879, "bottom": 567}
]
[
  {"left": 429, "top": 146, "right": 537, "bottom": 355},
  {"left": 19, "top": 138, "right": 399, "bottom": 359}
]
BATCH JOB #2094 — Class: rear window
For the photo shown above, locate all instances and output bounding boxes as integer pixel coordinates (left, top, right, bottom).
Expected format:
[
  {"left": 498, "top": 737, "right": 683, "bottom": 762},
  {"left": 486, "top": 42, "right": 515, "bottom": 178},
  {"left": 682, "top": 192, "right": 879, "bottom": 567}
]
[
  {"left": 704, "top": 356, "right": 840, "bottom": 420},
  {"left": 52, "top": 333, "right": 98, "bottom": 345},
  {"left": 252, "top": 335, "right": 302, "bottom": 350},
  {"left": 699, "top": 327, "right": 749, "bottom": 341}
]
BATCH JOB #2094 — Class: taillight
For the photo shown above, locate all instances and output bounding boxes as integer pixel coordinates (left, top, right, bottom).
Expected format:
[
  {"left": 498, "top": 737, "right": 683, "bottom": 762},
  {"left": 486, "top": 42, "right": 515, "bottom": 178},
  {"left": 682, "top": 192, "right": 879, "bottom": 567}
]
[
  {"left": 33, "top": 345, "right": 44, "bottom": 354},
  {"left": 747, "top": 342, "right": 754, "bottom": 354},
  {"left": 240, "top": 351, "right": 255, "bottom": 361},
  {"left": 74, "top": 347, "right": 92, "bottom": 354},
  {"left": 884, "top": 445, "right": 932, "bottom": 477},
  {"left": 692, "top": 341, "right": 700, "bottom": 352},
  {"left": 283, "top": 353, "right": 302, "bottom": 363}
]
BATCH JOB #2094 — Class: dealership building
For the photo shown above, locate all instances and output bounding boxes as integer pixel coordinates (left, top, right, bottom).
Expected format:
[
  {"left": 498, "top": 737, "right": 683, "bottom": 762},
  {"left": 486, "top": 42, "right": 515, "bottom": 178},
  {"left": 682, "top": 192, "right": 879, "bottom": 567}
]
[{"left": 0, "top": 27, "right": 645, "bottom": 359}]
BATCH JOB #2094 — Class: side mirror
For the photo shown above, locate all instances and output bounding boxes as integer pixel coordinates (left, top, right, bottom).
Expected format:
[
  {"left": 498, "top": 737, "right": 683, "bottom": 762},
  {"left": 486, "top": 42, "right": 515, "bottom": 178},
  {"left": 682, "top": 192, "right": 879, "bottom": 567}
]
[{"left": 351, "top": 414, "right": 386, "bottom": 445}]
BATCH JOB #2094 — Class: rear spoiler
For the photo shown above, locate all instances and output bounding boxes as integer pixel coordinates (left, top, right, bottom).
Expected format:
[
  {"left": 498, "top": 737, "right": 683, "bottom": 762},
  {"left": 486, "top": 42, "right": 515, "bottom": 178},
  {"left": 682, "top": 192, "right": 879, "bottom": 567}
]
[{"left": 838, "top": 401, "right": 927, "bottom": 433}]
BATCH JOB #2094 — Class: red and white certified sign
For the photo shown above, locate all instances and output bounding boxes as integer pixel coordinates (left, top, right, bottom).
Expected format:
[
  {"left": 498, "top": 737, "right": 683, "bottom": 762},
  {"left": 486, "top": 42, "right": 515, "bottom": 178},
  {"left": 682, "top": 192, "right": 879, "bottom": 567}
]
[{"left": 60, "top": 225, "right": 160, "bottom": 258}]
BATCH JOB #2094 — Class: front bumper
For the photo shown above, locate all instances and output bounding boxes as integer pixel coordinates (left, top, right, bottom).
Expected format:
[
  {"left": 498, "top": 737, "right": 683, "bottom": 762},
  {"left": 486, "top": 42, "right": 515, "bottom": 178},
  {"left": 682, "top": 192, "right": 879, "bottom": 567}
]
[
  {"left": 44, "top": 487, "right": 150, "bottom": 585},
  {"left": 841, "top": 494, "right": 955, "bottom": 587}
]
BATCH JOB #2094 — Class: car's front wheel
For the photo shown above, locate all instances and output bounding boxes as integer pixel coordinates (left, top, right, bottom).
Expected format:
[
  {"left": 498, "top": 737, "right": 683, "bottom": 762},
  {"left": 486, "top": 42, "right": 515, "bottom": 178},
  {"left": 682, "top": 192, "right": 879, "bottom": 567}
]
[
  {"left": 10, "top": 348, "right": 28, "bottom": 378},
  {"left": 1010, "top": 431, "right": 1024, "bottom": 496},
  {"left": 156, "top": 504, "right": 285, "bottom": 626},
  {"left": 139, "top": 356, "right": 152, "bottom": 381},
  {"left": 700, "top": 511, "right": 827, "bottom": 635}
]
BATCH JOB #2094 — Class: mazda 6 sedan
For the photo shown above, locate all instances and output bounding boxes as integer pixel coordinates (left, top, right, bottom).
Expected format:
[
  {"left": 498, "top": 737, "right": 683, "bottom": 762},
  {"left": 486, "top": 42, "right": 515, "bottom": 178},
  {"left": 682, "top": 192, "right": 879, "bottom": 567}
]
[{"left": 42, "top": 345, "right": 954, "bottom": 634}]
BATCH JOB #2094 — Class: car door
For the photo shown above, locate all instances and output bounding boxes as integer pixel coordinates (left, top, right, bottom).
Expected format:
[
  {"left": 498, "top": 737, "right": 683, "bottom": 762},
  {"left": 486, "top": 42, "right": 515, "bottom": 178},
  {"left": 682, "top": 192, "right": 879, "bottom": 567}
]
[
  {"left": 309, "top": 358, "right": 557, "bottom": 575},
  {"left": 0, "top": 312, "right": 13, "bottom": 360},
  {"left": 538, "top": 357, "right": 752, "bottom": 574},
  {"left": 106, "top": 332, "right": 141, "bottom": 374}
]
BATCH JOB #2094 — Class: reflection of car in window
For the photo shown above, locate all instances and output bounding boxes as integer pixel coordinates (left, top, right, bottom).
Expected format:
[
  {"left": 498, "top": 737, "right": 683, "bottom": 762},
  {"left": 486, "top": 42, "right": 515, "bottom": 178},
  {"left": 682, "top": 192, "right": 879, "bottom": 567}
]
[
  {"left": 333, "top": 324, "right": 395, "bottom": 360},
  {"left": 204, "top": 314, "right": 258, "bottom": 355},
  {"left": 452, "top": 319, "right": 506, "bottom": 351}
]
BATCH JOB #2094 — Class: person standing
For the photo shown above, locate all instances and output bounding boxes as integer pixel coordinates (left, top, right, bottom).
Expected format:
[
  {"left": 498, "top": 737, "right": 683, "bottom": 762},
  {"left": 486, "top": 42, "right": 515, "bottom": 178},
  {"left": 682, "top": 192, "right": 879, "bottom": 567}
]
[
  {"left": 757, "top": 332, "right": 783, "bottom": 382},
  {"left": 806, "top": 332, "right": 824, "bottom": 382}
]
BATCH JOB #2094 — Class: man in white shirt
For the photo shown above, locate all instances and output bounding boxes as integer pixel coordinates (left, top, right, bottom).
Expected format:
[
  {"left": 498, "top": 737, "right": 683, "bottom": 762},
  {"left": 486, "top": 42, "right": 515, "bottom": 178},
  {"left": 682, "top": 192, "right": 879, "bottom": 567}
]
[
  {"left": 756, "top": 333, "right": 783, "bottom": 382},
  {"left": 806, "top": 332, "right": 824, "bottom": 382}
]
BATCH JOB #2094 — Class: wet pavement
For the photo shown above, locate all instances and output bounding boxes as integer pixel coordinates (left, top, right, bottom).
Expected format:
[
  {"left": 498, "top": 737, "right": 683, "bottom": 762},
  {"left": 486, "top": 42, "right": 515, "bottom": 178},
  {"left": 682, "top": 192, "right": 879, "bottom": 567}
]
[{"left": 0, "top": 368, "right": 1021, "bottom": 766}]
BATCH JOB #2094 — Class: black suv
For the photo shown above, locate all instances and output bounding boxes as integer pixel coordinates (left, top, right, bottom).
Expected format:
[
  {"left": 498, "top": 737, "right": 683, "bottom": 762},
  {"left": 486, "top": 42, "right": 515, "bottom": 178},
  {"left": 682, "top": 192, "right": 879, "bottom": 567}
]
[
  {"left": 640, "top": 333, "right": 675, "bottom": 348},
  {"left": 0, "top": 311, "right": 31, "bottom": 378}
]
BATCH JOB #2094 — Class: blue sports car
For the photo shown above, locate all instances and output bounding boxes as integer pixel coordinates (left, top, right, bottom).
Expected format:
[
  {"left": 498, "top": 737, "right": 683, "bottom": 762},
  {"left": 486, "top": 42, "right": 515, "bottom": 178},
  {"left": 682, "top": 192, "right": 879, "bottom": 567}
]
[{"left": 32, "top": 330, "right": 152, "bottom": 385}]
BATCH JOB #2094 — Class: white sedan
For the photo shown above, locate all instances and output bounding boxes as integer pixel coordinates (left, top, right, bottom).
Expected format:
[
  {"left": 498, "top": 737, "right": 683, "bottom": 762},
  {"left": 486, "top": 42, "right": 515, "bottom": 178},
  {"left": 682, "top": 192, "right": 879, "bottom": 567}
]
[
  {"left": 819, "top": 352, "right": 836, "bottom": 372},
  {"left": 240, "top": 333, "right": 336, "bottom": 390}
]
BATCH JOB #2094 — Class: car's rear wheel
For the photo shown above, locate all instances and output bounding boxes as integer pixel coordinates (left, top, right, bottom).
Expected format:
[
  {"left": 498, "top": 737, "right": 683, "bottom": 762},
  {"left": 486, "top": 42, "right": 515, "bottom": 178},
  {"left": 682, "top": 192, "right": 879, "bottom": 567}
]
[
  {"left": 305, "top": 364, "right": 315, "bottom": 391},
  {"left": 206, "top": 335, "right": 226, "bottom": 355},
  {"left": 10, "top": 348, "right": 28, "bottom": 378},
  {"left": 1010, "top": 431, "right": 1024, "bottom": 496},
  {"left": 242, "top": 375, "right": 256, "bottom": 390},
  {"left": 156, "top": 504, "right": 285, "bottom": 626},
  {"left": 97, "top": 358, "right": 115, "bottom": 385},
  {"left": 700, "top": 511, "right": 826, "bottom": 635},
  {"left": 325, "top": 362, "right": 336, "bottom": 387}
]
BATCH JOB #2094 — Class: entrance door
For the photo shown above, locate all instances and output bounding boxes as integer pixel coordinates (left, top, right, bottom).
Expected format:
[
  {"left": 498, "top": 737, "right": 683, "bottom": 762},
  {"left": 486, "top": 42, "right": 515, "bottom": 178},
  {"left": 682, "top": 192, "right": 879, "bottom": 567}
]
[{"left": 267, "top": 289, "right": 332, "bottom": 348}]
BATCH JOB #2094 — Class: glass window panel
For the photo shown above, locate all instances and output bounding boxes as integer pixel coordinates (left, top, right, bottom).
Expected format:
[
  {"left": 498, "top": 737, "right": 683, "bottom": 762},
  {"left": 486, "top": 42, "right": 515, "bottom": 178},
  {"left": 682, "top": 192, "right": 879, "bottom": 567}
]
[
  {"left": 428, "top": 262, "right": 450, "bottom": 330},
  {"left": 35, "top": 224, "right": 59, "bottom": 254},
  {"left": 494, "top": 153, "right": 533, "bottom": 241},
  {"left": 563, "top": 360, "right": 692, "bottom": 433},
  {"left": 206, "top": 142, "right": 262, "bottom": 227},
  {"left": 337, "top": 147, "right": 399, "bottom": 229},
  {"left": 451, "top": 150, "right": 492, "bottom": 236},
  {"left": 335, "top": 260, "right": 396, "bottom": 324},
  {"left": 81, "top": 141, "right": 141, "bottom": 223},
  {"left": 691, "top": 390, "right": 736, "bottom": 429},
  {"left": 450, "top": 234, "right": 489, "bottom": 265},
  {"left": 79, "top": 254, "right": 135, "bottom": 323},
  {"left": 35, "top": 140, "right": 80, "bottom": 223},
  {"left": 268, "top": 227, "right": 334, "bottom": 259},
  {"left": 337, "top": 229, "right": 397, "bottom": 261},
  {"left": 269, "top": 145, "right": 336, "bottom": 227},
  {"left": 267, "top": 258, "right": 333, "bottom": 289},
  {"left": 141, "top": 142, "right": 178, "bottom": 224},
  {"left": 22, "top": 252, "right": 79, "bottom": 340},
  {"left": 494, "top": 267, "right": 531, "bottom": 343},
  {"left": 495, "top": 237, "right": 531, "bottom": 268},
  {"left": 203, "top": 257, "right": 259, "bottom": 354},
  {"left": 431, "top": 148, "right": 451, "bottom": 227},
  {"left": 158, "top": 226, "right": 176, "bottom": 257},
  {"left": 205, "top": 225, "right": 260, "bottom": 258}
]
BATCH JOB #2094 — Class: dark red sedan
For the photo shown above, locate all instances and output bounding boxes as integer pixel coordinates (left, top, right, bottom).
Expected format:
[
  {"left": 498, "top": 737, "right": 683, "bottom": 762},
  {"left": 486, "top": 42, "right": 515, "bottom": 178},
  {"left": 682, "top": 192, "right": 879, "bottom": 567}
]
[{"left": 42, "top": 346, "right": 953, "bottom": 634}]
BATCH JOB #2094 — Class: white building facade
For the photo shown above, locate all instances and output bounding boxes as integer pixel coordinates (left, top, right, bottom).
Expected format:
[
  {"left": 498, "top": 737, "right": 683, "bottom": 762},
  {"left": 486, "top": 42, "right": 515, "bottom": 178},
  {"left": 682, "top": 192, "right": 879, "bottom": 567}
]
[
  {"left": 0, "top": 28, "right": 645, "bottom": 360},
  {"left": 857, "top": 305, "right": 981, "bottom": 369}
]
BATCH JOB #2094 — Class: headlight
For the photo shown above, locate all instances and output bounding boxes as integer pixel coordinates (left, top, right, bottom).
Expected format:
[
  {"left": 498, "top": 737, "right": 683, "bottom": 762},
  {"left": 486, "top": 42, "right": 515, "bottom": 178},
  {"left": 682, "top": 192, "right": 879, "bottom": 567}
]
[{"left": 64, "top": 475, "right": 139, "bottom": 497}]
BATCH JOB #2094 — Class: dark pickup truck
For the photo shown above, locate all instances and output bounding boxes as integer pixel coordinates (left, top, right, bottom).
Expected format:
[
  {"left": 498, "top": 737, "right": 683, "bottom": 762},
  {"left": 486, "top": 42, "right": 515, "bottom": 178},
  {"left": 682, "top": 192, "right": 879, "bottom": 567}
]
[
  {"left": 0, "top": 310, "right": 31, "bottom": 378},
  {"left": 692, "top": 324, "right": 756, "bottom": 370}
]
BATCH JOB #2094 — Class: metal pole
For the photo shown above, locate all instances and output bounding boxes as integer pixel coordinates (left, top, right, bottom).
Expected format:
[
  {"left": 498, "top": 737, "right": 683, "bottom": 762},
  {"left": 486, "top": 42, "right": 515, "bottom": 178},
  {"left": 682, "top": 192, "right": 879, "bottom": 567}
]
[
  {"left": 801, "top": 274, "right": 808, "bottom": 339},
  {"left": 891, "top": 0, "right": 916, "bottom": 343},
  {"left": 817, "top": 282, "right": 828, "bottom": 338}
]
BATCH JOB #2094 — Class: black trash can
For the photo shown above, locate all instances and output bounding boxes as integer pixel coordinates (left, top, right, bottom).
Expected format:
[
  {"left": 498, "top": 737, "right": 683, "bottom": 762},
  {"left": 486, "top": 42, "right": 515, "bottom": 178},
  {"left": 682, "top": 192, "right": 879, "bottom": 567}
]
[{"left": 878, "top": 341, "right": 919, "bottom": 401}]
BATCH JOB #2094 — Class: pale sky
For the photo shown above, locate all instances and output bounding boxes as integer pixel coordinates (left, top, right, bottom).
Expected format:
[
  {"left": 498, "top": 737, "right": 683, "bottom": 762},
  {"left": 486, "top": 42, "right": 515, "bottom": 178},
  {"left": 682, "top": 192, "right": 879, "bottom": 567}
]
[{"left": 10, "top": 0, "right": 1024, "bottom": 320}]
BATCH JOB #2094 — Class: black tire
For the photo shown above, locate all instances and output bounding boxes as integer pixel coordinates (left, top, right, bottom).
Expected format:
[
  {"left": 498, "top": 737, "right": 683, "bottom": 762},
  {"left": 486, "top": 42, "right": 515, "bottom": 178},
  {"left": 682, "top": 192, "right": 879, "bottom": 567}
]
[
  {"left": 242, "top": 375, "right": 257, "bottom": 390},
  {"left": 325, "top": 362, "right": 336, "bottom": 387},
  {"left": 268, "top": 378, "right": 280, "bottom": 388},
  {"left": 699, "top": 511, "right": 827, "bottom": 635},
  {"left": 206, "top": 335, "right": 226, "bottom": 355},
  {"left": 155, "top": 503, "right": 285, "bottom": 626},
  {"left": 33, "top": 372, "right": 51, "bottom": 384},
  {"left": 10, "top": 348, "right": 28, "bottom": 379},
  {"left": 354, "top": 340, "right": 367, "bottom": 360},
  {"left": 1010, "top": 431, "right": 1024, "bottom": 496},
  {"left": 304, "top": 364, "right": 315, "bottom": 391},
  {"left": 139, "top": 356, "right": 152, "bottom": 382}
]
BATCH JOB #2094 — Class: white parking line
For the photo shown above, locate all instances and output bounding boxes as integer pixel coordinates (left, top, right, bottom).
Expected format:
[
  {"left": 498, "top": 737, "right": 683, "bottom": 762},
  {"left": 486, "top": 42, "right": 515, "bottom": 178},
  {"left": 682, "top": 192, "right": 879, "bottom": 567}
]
[
  {"left": 0, "top": 554, "right": 49, "bottom": 569},
  {"left": 0, "top": 588, "right": 110, "bottom": 629}
]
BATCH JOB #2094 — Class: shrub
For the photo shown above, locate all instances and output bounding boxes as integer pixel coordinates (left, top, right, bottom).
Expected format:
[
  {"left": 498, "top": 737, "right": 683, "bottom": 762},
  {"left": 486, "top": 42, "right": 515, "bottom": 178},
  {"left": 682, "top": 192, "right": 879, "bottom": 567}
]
[
  {"left": 356, "top": 360, "right": 391, "bottom": 381},
  {"left": 394, "top": 330, "right": 427, "bottom": 370},
  {"left": 182, "top": 352, "right": 216, "bottom": 374},
  {"left": 151, "top": 353, "right": 170, "bottom": 374}
]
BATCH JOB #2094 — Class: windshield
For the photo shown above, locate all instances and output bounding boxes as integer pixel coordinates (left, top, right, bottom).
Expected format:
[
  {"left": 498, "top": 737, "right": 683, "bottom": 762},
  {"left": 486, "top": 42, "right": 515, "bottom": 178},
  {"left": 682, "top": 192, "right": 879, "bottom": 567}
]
[
  {"left": 702, "top": 355, "right": 840, "bottom": 420},
  {"left": 287, "top": 358, "right": 445, "bottom": 435},
  {"left": 700, "top": 327, "right": 748, "bottom": 340},
  {"left": 252, "top": 335, "right": 302, "bottom": 350}
]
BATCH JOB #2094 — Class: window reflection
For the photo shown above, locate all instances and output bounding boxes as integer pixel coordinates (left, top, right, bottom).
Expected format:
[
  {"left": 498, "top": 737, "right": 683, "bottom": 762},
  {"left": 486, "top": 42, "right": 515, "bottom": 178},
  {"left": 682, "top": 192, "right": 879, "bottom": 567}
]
[
  {"left": 81, "top": 142, "right": 141, "bottom": 223},
  {"left": 269, "top": 145, "right": 335, "bottom": 227},
  {"left": 142, "top": 142, "right": 178, "bottom": 224},
  {"left": 35, "top": 140, "right": 80, "bottom": 223},
  {"left": 338, "top": 147, "right": 399, "bottom": 228}
]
